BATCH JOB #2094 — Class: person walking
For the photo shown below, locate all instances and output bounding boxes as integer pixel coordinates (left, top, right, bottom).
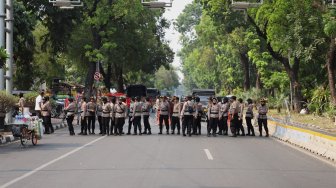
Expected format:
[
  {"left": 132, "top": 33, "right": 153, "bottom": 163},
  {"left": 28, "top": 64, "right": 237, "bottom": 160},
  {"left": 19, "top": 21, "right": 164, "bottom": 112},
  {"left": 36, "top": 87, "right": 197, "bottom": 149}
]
[
  {"left": 142, "top": 97, "right": 152, "bottom": 135},
  {"left": 258, "top": 98, "right": 269, "bottom": 137},
  {"left": 171, "top": 97, "right": 181, "bottom": 135},
  {"left": 64, "top": 98, "right": 76, "bottom": 135},
  {"left": 86, "top": 97, "right": 97, "bottom": 134},
  {"left": 114, "top": 97, "right": 127, "bottom": 136},
  {"left": 245, "top": 98, "right": 255, "bottom": 136},
  {"left": 158, "top": 96, "right": 170, "bottom": 134},
  {"left": 132, "top": 97, "right": 143, "bottom": 135},
  {"left": 78, "top": 97, "right": 88, "bottom": 135},
  {"left": 181, "top": 96, "right": 197, "bottom": 137},
  {"left": 208, "top": 97, "right": 220, "bottom": 137},
  {"left": 101, "top": 97, "right": 111, "bottom": 136},
  {"left": 41, "top": 96, "right": 52, "bottom": 134}
]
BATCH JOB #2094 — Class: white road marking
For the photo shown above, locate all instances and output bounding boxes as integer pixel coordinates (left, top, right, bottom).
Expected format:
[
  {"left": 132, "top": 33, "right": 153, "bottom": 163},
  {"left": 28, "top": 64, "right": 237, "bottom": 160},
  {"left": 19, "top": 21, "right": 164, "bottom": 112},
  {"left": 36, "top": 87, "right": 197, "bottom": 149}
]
[
  {"left": 204, "top": 149, "right": 214, "bottom": 160},
  {"left": 0, "top": 136, "right": 106, "bottom": 188}
]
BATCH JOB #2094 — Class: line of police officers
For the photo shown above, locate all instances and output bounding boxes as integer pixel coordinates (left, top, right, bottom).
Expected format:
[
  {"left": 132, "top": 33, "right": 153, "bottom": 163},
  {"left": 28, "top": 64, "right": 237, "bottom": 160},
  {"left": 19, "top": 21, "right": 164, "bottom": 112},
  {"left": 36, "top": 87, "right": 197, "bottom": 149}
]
[{"left": 63, "top": 95, "right": 269, "bottom": 138}]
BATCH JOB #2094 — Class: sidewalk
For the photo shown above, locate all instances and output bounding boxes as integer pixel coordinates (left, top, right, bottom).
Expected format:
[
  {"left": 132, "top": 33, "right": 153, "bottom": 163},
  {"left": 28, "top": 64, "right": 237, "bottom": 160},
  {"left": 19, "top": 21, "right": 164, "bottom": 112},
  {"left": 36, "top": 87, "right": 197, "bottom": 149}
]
[{"left": 0, "top": 118, "right": 68, "bottom": 145}]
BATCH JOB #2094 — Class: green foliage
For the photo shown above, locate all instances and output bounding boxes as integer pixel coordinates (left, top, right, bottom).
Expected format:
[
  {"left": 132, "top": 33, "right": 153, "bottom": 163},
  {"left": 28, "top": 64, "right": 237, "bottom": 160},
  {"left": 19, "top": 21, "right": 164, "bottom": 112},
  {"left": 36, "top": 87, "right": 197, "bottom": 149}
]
[
  {"left": 308, "top": 86, "right": 330, "bottom": 115},
  {"left": 0, "top": 91, "right": 18, "bottom": 113},
  {"left": 23, "top": 92, "right": 39, "bottom": 107},
  {"left": 154, "top": 66, "right": 180, "bottom": 90},
  {"left": 0, "top": 47, "right": 8, "bottom": 68}
]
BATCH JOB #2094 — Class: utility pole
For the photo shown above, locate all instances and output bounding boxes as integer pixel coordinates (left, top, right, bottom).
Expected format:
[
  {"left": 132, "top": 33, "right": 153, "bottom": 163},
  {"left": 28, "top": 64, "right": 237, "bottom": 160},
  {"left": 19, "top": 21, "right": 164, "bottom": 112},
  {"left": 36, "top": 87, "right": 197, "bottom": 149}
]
[
  {"left": 5, "top": 0, "right": 13, "bottom": 94},
  {"left": 0, "top": 0, "right": 5, "bottom": 90}
]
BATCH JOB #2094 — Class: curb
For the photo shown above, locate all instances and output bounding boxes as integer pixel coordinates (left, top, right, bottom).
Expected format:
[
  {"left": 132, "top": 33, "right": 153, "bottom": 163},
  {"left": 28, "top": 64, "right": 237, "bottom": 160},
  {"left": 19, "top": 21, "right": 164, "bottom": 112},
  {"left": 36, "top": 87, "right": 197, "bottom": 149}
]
[{"left": 0, "top": 122, "right": 67, "bottom": 145}]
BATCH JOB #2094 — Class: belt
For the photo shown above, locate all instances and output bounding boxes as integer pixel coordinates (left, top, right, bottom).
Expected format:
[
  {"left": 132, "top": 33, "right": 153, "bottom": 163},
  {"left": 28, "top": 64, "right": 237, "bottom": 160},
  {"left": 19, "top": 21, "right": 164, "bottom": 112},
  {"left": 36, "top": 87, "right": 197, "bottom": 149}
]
[
  {"left": 116, "top": 112, "right": 124, "bottom": 114},
  {"left": 103, "top": 112, "right": 110, "bottom": 114},
  {"left": 42, "top": 110, "right": 48, "bottom": 111}
]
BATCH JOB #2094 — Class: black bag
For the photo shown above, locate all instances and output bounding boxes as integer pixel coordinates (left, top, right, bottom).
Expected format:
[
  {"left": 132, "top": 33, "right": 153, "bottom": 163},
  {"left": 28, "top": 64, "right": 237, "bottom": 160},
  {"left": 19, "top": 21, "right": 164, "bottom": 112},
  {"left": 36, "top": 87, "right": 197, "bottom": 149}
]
[{"left": 188, "top": 105, "right": 193, "bottom": 114}]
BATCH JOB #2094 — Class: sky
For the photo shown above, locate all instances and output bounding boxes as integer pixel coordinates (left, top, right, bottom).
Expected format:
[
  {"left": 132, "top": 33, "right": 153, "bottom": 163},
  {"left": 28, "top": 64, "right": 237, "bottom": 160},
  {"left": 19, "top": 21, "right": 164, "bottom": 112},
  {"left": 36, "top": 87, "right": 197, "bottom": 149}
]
[{"left": 162, "top": 0, "right": 194, "bottom": 81}]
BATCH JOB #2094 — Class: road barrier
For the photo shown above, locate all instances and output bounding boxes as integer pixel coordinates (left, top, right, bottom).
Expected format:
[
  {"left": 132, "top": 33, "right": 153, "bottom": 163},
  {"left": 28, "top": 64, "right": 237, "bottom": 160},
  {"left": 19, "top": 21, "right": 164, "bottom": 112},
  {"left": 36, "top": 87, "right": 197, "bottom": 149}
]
[{"left": 269, "top": 120, "right": 336, "bottom": 163}]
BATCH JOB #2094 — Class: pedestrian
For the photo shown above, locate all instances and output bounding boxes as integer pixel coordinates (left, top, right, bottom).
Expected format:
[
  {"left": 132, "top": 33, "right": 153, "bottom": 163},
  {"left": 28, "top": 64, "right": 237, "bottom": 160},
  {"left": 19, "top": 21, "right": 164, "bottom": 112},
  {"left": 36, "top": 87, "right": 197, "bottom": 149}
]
[
  {"left": 229, "top": 96, "right": 239, "bottom": 137},
  {"left": 142, "top": 97, "right": 152, "bottom": 135},
  {"left": 132, "top": 97, "right": 143, "bottom": 135},
  {"left": 101, "top": 97, "right": 111, "bottom": 136},
  {"left": 158, "top": 96, "right": 170, "bottom": 134},
  {"left": 171, "top": 97, "right": 181, "bottom": 135},
  {"left": 245, "top": 98, "right": 255, "bottom": 136},
  {"left": 258, "top": 98, "right": 269, "bottom": 137},
  {"left": 86, "top": 97, "right": 96, "bottom": 134},
  {"left": 181, "top": 96, "right": 197, "bottom": 137},
  {"left": 18, "top": 93, "right": 25, "bottom": 114},
  {"left": 219, "top": 97, "right": 230, "bottom": 136},
  {"left": 114, "top": 97, "right": 127, "bottom": 136},
  {"left": 96, "top": 98, "right": 103, "bottom": 135},
  {"left": 237, "top": 98, "right": 245, "bottom": 136},
  {"left": 41, "top": 96, "right": 53, "bottom": 134},
  {"left": 64, "top": 98, "right": 76, "bottom": 135},
  {"left": 193, "top": 97, "right": 202, "bottom": 135},
  {"left": 110, "top": 97, "right": 116, "bottom": 135},
  {"left": 127, "top": 98, "right": 135, "bottom": 135},
  {"left": 208, "top": 97, "right": 220, "bottom": 137},
  {"left": 78, "top": 97, "right": 88, "bottom": 135},
  {"left": 35, "top": 90, "right": 44, "bottom": 118}
]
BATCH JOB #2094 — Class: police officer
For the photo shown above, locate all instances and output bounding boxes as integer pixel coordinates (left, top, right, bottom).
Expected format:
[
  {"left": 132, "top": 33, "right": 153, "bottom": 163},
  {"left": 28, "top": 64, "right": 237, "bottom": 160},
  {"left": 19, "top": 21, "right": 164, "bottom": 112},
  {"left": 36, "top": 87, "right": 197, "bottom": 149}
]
[
  {"left": 219, "top": 97, "right": 230, "bottom": 135},
  {"left": 229, "top": 96, "right": 239, "bottom": 137},
  {"left": 132, "top": 97, "right": 143, "bottom": 135},
  {"left": 41, "top": 96, "right": 52, "bottom": 134},
  {"left": 96, "top": 98, "right": 103, "bottom": 135},
  {"left": 208, "top": 97, "right": 220, "bottom": 137},
  {"left": 127, "top": 98, "right": 135, "bottom": 135},
  {"left": 86, "top": 97, "right": 97, "bottom": 134},
  {"left": 64, "top": 98, "right": 76, "bottom": 135},
  {"left": 181, "top": 96, "right": 197, "bottom": 137},
  {"left": 193, "top": 97, "right": 202, "bottom": 135},
  {"left": 258, "top": 98, "right": 269, "bottom": 137},
  {"left": 245, "top": 98, "right": 255, "bottom": 136},
  {"left": 171, "top": 97, "right": 181, "bottom": 135},
  {"left": 142, "top": 97, "right": 152, "bottom": 135},
  {"left": 114, "top": 97, "right": 127, "bottom": 136},
  {"left": 78, "top": 97, "right": 88, "bottom": 135},
  {"left": 237, "top": 98, "right": 245, "bottom": 136},
  {"left": 101, "top": 97, "right": 111, "bottom": 136},
  {"left": 110, "top": 97, "right": 116, "bottom": 135},
  {"left": 158, "top": 96, "right": 170, "bottom": 134}
]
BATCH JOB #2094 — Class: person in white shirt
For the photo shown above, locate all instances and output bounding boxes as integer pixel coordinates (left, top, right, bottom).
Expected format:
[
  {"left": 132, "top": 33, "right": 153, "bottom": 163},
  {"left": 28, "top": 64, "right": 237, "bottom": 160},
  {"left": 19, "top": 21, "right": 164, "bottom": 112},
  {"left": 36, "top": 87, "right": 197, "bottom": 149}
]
[{"left": 35, "top": 90, "right": 45, "bottom": 118}]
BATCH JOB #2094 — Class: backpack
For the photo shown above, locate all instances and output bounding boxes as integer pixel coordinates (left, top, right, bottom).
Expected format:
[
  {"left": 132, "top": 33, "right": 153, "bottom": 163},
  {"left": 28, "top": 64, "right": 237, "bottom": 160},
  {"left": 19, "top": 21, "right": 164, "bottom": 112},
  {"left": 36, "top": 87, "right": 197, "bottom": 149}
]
[{"left": 187, "top": 104, "right": 194, "bottom": 113}]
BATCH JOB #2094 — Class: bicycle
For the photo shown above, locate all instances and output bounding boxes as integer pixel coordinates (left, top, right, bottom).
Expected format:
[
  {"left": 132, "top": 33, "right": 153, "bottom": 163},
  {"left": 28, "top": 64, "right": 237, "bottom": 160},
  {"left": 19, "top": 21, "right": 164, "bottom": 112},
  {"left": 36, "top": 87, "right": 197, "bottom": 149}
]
[{"left": 11, "top": 124, "right": 38, "bottom": 146}]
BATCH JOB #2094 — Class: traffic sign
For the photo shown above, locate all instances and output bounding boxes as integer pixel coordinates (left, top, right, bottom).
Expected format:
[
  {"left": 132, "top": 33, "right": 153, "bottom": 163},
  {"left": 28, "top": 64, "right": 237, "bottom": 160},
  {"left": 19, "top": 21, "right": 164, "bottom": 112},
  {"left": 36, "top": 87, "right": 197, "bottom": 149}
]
[{"left": 94, "top": 72, "right": 101, "bottom": 81}]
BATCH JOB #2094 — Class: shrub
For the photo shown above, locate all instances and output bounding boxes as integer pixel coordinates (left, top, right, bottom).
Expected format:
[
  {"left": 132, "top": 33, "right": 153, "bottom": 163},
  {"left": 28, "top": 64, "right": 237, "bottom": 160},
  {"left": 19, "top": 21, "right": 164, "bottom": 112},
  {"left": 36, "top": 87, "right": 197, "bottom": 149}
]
[
  {"left": 23, "top": 92, "right": 39, "bottom": 107},
  {"left": 0, "top": 91, "right": 18, "bottom": 114}
]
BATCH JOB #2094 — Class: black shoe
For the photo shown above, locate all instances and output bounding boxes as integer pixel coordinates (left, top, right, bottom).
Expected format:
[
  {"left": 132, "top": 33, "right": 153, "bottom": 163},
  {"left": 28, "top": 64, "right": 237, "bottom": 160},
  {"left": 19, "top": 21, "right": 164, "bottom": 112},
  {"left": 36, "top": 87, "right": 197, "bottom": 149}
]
[
  {"left": 224, "top": 133, "right": 228, "bottom": 136},
  {"left": 207, "top": 133, "right": 211, "bottom": 137},
  {"left": 213, "top": 133, "right": 216, "bottom": 137},
  {"left": 177, "top": 132, "right": 180, "bottom": 135},
  {"left": 133, "top": 133, "right": 137, "bottom": 135},
  {"left": 266, "top": 134, "right": 269, "bottom": 137},
  {"left": 142, "top": 132, "right": 147, "bottom": 134},
  {"left": 99, "top": 132, "right": 102, "bottom": 135},
  {"left": 241, "top": 133, "right": 245, "bottom": 136},
  {"left": 251, "top": 134, "right": 255, "bottom": 136},
  {"left": 171, "top": 131, "right": 175, "bottom": 134},
  {"left": 139, "top": 133, "right": 142, "bottom": 135},
  {"left": 230, "top": 135, "right": 237, "bottom": 137},
  {"left": 92, "top": 132, "right": 95, "bottom": 135},
  {"left": 148, "top": 131, "right": 152, "bottom": 135},
  {"left": 246, "top": 133, "right": 250, "bottom": 136},
  {"left": 259, "top": 134, "right": 262, "bottom": 137},
  {"left": 183, "top": 134, "right": 186, "bottom": 137},
  {"left": 166, "top": 131, "right": 169, "bottom": 135},
  {"left": 102, "top": 134, "right": 105, "bottom": 136},
  {"left": 158, "top": 132, "right": 162, "bottom": 135},
  {"left": 78, "top": 132, "right": 83, "bottom": 135},
  {"left": 114, "top": 133, "right": 118, "bottom": 136},
  {"left": 189, "top": 134, "right": 192, "bottom": 137},
  {"left": 126, "top": 133, "right": 131, "bottom": 135}
]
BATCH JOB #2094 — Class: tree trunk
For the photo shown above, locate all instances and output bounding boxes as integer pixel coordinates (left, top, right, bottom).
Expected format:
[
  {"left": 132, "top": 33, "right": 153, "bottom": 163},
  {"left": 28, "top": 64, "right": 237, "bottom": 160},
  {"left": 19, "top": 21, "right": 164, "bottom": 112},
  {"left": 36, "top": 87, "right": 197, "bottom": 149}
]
[
  {"left": 256, "top": 72, "right": 262, "bottom": 90},
  {"left": 327, "top": 38, "right": 336, "bottom": 106},
  {"left": 84, "top": 62, "right": 96, "bottom": 99},
  {"left": 116, "top": 67, "right": 124, "bottom": 93},
  {"left": 240, "top": 52, "right": 250, "bottom": 91},
  {"left": 284, "top": 58, "right": 302, "bottom": 112}
]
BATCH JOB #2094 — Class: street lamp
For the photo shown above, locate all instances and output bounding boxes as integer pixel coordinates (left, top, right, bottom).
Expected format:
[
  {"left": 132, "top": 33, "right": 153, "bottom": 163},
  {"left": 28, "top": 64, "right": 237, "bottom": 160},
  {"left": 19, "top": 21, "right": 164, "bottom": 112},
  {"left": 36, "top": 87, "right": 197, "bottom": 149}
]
[
  {"left": 231, "top": 0, "right": 263, "bottom": 10},
  {"left": 325, "top": 0, "right": 336, "bottom": 8},
  {"left": 49, "top": 0, "right": 83, "bottom": 9},
  {"left": 141, "top": 0, "right": 173, "bottom": 9}
]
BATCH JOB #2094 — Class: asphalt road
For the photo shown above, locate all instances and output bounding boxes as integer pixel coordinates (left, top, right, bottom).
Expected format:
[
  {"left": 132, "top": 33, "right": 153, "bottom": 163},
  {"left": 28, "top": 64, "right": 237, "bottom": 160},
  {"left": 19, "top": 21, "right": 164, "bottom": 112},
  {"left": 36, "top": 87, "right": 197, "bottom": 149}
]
[{"left": 0, "top": 116, "right": 335, "bottom": 188}]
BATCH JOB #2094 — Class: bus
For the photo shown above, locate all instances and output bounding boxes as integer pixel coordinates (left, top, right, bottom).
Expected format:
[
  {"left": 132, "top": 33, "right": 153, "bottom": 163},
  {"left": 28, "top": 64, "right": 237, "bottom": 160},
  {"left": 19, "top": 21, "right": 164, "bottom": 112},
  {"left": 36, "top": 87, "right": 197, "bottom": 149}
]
[{"left": 125, "top": 84, "right": 147, "bottom": 107}]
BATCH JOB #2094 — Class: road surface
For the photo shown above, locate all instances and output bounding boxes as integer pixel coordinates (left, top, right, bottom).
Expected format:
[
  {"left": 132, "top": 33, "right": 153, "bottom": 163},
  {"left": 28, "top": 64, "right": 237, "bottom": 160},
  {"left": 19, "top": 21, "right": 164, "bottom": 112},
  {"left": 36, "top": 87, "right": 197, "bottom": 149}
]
[{"left": 0, "top": 117, "right": 335, "bottom": 188}]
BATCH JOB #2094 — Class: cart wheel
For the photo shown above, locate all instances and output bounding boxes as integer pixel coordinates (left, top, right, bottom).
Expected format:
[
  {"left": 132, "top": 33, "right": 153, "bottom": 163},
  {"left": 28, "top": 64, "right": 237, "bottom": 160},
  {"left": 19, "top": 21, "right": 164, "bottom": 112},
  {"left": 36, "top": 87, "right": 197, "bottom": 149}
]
[
  {"left": 31, "top": 131, "right": 38, "bottom": 145},
  {"left": 20, "top": 127, "right": 29, "bottom": 146}
]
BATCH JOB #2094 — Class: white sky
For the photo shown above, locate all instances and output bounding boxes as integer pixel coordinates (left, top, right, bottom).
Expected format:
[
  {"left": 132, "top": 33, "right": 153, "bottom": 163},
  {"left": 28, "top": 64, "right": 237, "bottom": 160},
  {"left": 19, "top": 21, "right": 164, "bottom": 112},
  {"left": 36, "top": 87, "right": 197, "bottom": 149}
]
[{"left": 163, "top": 0, "right": 194, "bottom": 81}]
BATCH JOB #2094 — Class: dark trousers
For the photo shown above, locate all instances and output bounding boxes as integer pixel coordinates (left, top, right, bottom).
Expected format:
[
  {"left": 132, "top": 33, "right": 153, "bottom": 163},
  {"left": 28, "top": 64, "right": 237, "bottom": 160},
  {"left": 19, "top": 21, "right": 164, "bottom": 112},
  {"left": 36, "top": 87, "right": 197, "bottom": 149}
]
[
  {"left": 246, "top": 117, "right": 255, "bottom": 135},
  {"left": 128, "top": 117, "right": 133, "bottom": 133},
  {"left": 66, "top": 115, "right": 75, "bottom": 135},
  {"left": 143, "top": 115, "right": 151, "bottom": 133},
  {"left": 42, "top": 116, "right": 53, "bottom": 133},
  {"left": 222, "top": 116, "right": 228, "bottom": 134},
  {"left": 133, "top": 116, "right": 142, "bottom": 134},
  {"left": 87, "top": 116, "right": 95, "bottom": 133},
  {"left": 182, "top": 115, "right": 193, "bottom": 135},
  {"left": 97, "top": 116, "right": 102, "bottom": 133},
  {"left": 230, "top": 114, "right": 239, "bottom": 136},
  {"left": 111, "top": 118, "right": 116, "bottom": 134},
  {"left": 116, "top": 117, "right": 125, "bottom": 135},
  {"left": 81, "top": 116, "right": 87, "bottom": 134},
  {"left": 102, "top": 117, "right": 110, "bottom": 135},
  {"left": 36, "top": 110, "right": 42, "bottom": 119},
  {"left": 159, "top": 115, "right": 169, "bottom": 133},
  {"left": 208, "top": 117, "right": 218, "bottom": 135},
  {"left": 193, "top": 116, "right": 201, "bottom": 134},
  {"left": 237, "top": 118, "right": 245, "bottom": 135},
  {"left": 258, "top": 118, "right": 269, "bottom": 136},
  {"left": 171, "top": 116, "right": 180, "bottom": 133}
]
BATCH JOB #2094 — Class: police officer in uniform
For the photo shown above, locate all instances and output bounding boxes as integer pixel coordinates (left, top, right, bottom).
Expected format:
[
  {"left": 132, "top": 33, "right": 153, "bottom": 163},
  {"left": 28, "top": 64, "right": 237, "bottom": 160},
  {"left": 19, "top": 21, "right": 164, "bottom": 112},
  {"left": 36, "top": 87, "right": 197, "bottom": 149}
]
[
  {"left": 171, "top": 97, "right": 181, "bottom": 135},
  {"left": 64, "top": 98, "right": 76, "bottom": 135},
  {"left": 258, "top": 98, "right": 269, "bottom": 137},
  {"left": 96, "top": 98, "right": 103, "bottom": 134},
  {"left": 194, "top": 97, "right": 203, "bottom": 135},
  {"left": 181, "top": 96, "right": 197, "bottom": 137},
  {"left": 101, "top": 97, "right": 111, "bottom": 136},
  {"left": 245, "top": 98, "right": 255, "bottom": 136},
  {"left": 158, "top": 96, "right": 170, "bottom": 134},
  {"left": 78, "top": 97, "right": 88, "bottom": 135},
  {"left": 229, "top": 96, "right": 239, "bottom": 137},
  {"left": 132, "top": 97, "right": 143, "bottom": 135},
  {"left": 114, "top": 97, "right": 127, "bottom": 135},
  {"left": 110, "top": 97, "right": 116, "bottom": 135},
  {"left": 41, "top": 96, "right": 52, "bottom": 134},
  {"left": 86, "top": 97, "right": 97, "bottom": 134},
  {"left": 219, "top": 97, "right": 230, "bottom": 135},
  {"left": 142, "top": 97, "right": 152, "bottom": 135},
  {"left": 208, "top": 97, "right": 220, "bottom": 137},
  {"left": 237, "top": 98, "right": 245, "bottom": 136},
  {"left": 127, "top": 98, "right": 135, "bottom": 135}
]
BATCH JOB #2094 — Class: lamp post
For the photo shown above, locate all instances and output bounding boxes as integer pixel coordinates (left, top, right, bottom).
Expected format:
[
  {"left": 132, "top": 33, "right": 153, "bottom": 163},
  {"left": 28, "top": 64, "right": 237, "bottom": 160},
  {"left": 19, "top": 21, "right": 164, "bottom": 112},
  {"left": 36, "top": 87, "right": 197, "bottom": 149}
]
[
  {"left": 141, "top": 0, "right": 173, "bottom": 9},
  {"left": 5, "top": 0, "right": 13, "bottom": 95},
  {"left": 0, "top": 0, "right": 5, "bottom": 90}
]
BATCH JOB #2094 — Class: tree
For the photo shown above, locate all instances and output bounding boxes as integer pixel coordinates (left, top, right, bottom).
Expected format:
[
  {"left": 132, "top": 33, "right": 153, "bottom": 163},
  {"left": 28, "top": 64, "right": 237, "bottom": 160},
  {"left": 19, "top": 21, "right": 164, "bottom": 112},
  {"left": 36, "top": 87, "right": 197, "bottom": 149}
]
[{"left": 154, "top": 66, "right": 180, "bottom": 90}]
